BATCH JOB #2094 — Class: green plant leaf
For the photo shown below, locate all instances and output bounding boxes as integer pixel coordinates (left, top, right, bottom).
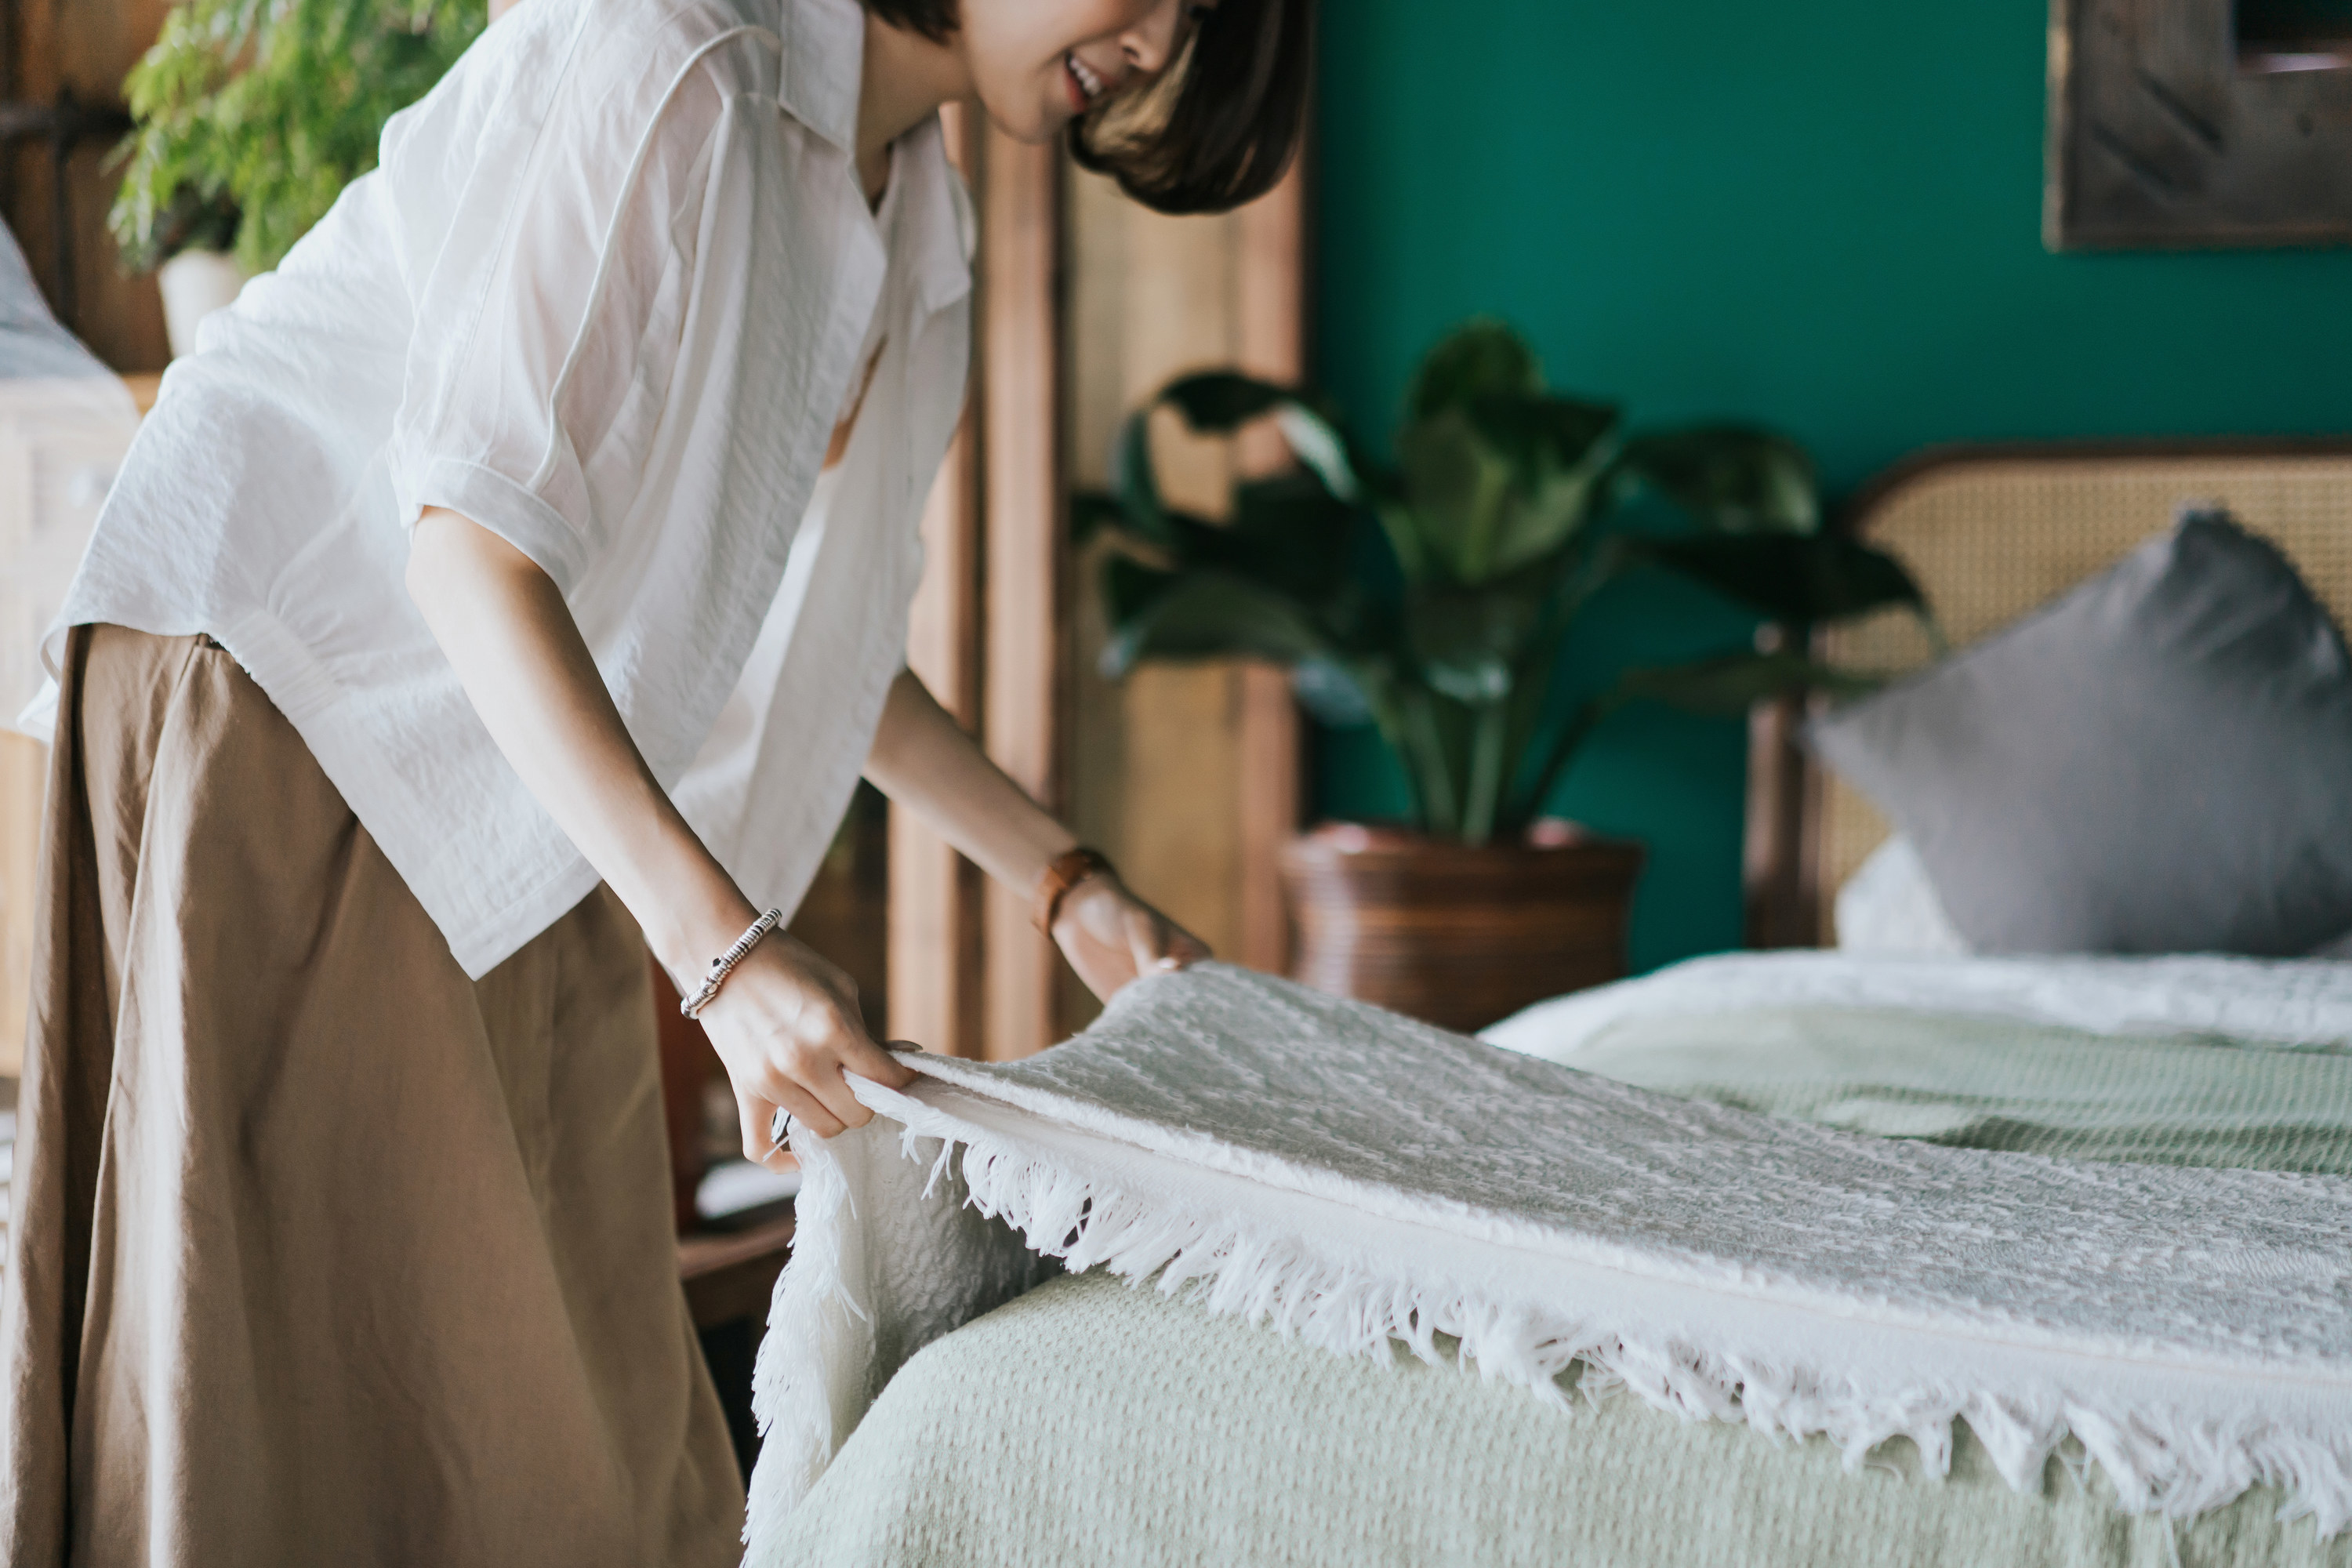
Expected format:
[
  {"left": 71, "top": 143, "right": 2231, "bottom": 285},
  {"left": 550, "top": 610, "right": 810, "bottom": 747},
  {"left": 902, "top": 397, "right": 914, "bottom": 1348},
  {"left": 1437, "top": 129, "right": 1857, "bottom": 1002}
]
[
  {"left": 1314, "top": 579, "right": 1400, "bottom": 666},
  {"left": 110, "top": 0, "right": 486, "bottom": 274},
  {"left": 1460, "top": 699, "right": 1513, "bottom": 844},
  {"left": 1408, "top": 318, "right": 1541, "bottom": 418},
  {"left": 1397, "top": 683, "right": 1467, "bottom": 837},
  {"left": 1273, "top": 403, "right": 1365, "bottom": 503},
  {"left": 1406, "top": 584, "right": 1540, "bottom": 703},
  {"left": 1090, "top": 318, "right": 1846, "bottom": 848},
  {"left": 1101, "top": 553, "right": 1180, "bottom": 627},
  {"left": 1632, "top": 533, "right": 1926, "bottom": 622},
  {"left": 1462, "top": 393, "right": 1620, "bottom": 473},
  {"left": 1396, "top": 409, "right": 1516, "bottom": 583},
  {"left": 1616, "top": 427, "right": 1820, "bottom": 535},
  {"left": 1475, "top": 394, "right": 1622, "bottom": 576},
  {"left": 1156, "top": 371, "right": 1295, "bottom": 431},
  {"left": 1290, "top": 655, "right": 1379, "bottom": 727},
  {"left": 1098, "top": 570, "right": 1331, "bottom": 678},
  {"left": 1613, "top": 651, "right": 1884, "bottom": 717},
  {"left": 1396, "top": 386, "right": 1621, "bottom": 585},
  {"left": 1372, "top": 499, "right": 1429, "bottom": 586},
  {"left": 1070, "top": 490, "right": 1127, "bottom": 546},
  {"left": 1214, "top": 471, "right": 1359, "bottom": 600},
  {"left": 1110, "top": 407, "right": 1175, "bottom": 548},
  {"left": 1505, "top": 692, "right": 1624, "bottom": 833},
  {"left": 1151, "top": 372, "right": 1368, "bottom": 503},
  {"left": 1392, "top": 345, "right": 1618, "bottom": 585}
]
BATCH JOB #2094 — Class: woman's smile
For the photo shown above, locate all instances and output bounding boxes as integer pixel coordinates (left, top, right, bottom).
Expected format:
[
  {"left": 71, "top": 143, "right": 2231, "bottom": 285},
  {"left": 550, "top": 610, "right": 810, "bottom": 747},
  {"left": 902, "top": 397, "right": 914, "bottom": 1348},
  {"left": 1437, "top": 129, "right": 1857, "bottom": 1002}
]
[{"left": 1064, "top": 49, "right": 1108, "bottom": 114}]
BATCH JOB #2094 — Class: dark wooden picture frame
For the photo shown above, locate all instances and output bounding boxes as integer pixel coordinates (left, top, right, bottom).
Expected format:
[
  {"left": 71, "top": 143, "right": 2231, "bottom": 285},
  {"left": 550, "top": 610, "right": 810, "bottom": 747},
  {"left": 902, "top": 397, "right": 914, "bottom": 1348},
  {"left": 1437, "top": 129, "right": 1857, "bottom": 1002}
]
[{"left": 2046, "top": 0, "right": 2352, "bottom": 249}]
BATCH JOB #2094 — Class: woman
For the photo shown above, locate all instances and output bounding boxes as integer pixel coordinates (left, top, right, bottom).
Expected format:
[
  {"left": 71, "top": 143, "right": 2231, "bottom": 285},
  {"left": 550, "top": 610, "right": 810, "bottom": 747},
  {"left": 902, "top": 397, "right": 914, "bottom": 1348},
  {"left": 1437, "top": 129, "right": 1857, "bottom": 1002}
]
[{"left": 0, "top": 0, "right": 1308, "bottom": 1559}]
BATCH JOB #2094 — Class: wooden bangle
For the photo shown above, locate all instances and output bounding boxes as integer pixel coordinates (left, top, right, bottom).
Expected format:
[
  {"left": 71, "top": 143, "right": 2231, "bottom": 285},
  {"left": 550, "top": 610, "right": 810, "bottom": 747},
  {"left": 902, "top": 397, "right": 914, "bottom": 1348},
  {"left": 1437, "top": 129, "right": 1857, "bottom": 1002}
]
[{"left": 1033, "top": 847, "right": 1115, "bottom": 935}]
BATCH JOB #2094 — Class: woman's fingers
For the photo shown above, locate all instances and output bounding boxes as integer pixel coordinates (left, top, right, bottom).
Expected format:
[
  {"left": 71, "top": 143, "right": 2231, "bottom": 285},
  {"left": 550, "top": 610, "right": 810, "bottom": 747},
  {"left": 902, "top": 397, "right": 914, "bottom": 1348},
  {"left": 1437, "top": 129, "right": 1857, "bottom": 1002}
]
[
  {"left": 835, "top": 1028, "right": 919, "bottom": 1091},
  {"left": 1047, "top": 878, "right": 1211, "bottom": 1002},
  {"left": 772, "top": 1005, "right": 913, "bottom": 1132},
  {"left": 775, "top": 1045, "right": 869, "bottom": 1133},
  {"left": 1124, "top": 904, "right": 1174, "bottom": 975},
  {"left": 735, "top": 1091, "right": 797, "bottom": 1171},
  {"left": 734, "top": 1044, "right": 892, "bottom": 1166},
  {"left": 760, "top": 1069, "right": 848, "bottom": 1141},
  {"left": 1119, "top": 893, "right": 1206, "bottom": 975},
  {"left": 704, "top": 938, "right": 927, "bottom": 1149}
]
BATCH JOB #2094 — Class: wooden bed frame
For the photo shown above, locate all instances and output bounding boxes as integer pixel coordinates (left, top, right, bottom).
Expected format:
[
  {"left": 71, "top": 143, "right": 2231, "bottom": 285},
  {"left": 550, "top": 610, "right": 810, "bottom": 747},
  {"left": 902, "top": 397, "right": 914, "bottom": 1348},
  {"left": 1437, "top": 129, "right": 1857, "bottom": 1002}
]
[{"left": 1743, "top": 437, "right": 2352, "bottom": 951}]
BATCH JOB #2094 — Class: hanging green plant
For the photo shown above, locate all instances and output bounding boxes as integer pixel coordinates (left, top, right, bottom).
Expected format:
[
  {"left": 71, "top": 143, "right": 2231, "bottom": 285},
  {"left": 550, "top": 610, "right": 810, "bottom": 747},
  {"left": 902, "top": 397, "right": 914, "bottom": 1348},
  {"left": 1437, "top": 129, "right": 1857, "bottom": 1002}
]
[
  {"left": 1079, "top": 319, "right": 1931, "bottom": 846},
  {"left": 110, "top": 0, "right": 486, "bottom": 274}
]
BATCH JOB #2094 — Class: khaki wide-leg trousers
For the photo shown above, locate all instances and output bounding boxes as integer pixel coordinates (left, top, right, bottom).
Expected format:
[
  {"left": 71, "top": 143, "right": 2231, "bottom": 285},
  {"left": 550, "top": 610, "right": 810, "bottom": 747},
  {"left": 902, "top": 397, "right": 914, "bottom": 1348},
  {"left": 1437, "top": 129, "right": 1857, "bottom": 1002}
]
[{"left": 0, "top": 626, "right": 745, "bottom": 1566}]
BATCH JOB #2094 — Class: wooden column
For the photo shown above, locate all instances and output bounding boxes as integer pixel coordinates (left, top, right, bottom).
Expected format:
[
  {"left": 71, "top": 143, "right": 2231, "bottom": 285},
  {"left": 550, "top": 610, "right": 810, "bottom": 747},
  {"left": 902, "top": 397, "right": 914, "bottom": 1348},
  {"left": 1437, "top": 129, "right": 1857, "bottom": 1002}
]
[
  {"left": 1058, "top": 153, "right": 1309, "bottom": 1011},
  {"left": 887, "top": 412, "right": 984, "bottom": 1054},
  {"left": 1232, "top": 163, "right": 1308, "bottom": 975},
  {"left": 978, "top": 129, "right": 1064, "bottom": 1061},
  {"left": 887, "top": 107, "right": 984, "bottom": 1058},
  {"left": 896, "top": 117, "right": 1307, "bottom": 1056},
  {"left": 1098, "top": 193, "right": 1244, "bottom": 982}
]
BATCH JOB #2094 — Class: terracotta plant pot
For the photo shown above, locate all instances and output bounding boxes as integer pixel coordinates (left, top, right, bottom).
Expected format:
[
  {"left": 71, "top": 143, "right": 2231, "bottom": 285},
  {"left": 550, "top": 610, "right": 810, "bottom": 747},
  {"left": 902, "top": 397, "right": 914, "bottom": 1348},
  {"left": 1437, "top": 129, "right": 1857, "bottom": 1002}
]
[{"left": 1279, "top": 822, "right": 1645, "bottom": 1035}]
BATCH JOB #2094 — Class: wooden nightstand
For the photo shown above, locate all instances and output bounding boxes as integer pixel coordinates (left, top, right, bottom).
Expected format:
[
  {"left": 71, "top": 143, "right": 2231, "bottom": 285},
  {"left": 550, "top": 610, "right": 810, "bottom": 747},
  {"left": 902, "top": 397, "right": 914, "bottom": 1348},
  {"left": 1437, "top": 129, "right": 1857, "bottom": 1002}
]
[{"left": 679, "top": 1212, "right": 797, "bottom": 1331}]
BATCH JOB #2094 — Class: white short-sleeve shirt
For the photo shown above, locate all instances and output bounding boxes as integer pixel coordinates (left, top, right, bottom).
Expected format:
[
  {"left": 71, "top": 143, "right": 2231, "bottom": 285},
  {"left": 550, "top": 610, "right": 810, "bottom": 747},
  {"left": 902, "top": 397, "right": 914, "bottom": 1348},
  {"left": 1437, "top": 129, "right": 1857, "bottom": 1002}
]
[{"left": 41, "top": 0, "right": 975, "bottom": 976}]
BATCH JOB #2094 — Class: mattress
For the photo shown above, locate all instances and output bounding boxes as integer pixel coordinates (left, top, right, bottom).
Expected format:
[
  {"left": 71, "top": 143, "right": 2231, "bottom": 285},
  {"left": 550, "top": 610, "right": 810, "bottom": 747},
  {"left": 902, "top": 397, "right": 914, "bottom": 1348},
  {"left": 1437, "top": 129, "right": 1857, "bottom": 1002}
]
[{"left": 768, "top": 955, "right": 2352, "bottom": 1567}]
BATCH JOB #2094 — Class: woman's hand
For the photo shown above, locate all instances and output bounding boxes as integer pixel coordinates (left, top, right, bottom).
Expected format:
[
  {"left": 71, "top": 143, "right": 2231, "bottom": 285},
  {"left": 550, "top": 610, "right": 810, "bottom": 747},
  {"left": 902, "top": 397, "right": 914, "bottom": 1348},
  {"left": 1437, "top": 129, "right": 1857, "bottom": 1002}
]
[
  {"left": 1051, "top": 875, "right": 1210, "bottom": 1003},
  {"left": 692, "top": 933, "right": 916, "bottom": 1172}
]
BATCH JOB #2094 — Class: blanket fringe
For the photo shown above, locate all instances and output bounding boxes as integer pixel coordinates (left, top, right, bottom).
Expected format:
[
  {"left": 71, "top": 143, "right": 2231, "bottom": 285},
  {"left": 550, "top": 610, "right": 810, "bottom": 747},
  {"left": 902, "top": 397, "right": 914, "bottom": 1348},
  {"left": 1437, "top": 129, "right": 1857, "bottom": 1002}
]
[
  {"left": 746, "top": 1098, "right": 2352, "bottom": 1553},
  {"left": 744, "top": 1122, "right": 866, "bottom": 1545},
  {"left": 758, "top": 1098, "right": 2352, "bottom": 1541}
]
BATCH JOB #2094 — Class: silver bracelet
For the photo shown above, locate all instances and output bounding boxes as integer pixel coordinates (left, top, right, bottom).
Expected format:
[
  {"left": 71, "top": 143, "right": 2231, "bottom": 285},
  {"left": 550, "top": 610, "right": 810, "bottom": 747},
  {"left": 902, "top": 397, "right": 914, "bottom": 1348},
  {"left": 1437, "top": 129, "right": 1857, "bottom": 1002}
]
[{"left": 680, "top": 908, "right": 783, "bottom": 1019}]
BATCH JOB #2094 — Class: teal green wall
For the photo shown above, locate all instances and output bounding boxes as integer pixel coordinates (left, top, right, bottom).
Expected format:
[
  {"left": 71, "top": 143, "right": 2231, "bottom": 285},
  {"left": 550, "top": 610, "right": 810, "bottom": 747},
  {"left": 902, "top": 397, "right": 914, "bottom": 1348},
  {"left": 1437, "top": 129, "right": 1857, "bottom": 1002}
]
[{"left": 1312, "top": 0, "right": 2352, "bottom": 972}]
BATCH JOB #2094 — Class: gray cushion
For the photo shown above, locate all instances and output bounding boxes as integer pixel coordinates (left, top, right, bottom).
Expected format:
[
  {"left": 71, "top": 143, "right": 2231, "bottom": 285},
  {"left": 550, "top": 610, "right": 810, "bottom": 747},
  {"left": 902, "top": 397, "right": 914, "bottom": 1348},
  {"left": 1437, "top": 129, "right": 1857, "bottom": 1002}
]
[{"left": 1807, "top": 510, "right": 2352, "bottom": 956}]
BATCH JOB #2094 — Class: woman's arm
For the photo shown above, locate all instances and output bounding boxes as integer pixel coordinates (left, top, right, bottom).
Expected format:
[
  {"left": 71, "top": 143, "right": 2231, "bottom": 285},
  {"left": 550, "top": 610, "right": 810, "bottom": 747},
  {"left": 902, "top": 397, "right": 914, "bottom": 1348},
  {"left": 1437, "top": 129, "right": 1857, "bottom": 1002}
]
[
  {"left": 864, "top": 671, "right": 1076, "bottom": 891},
  {"left": 406, "top": 507, "right": 913, "bottom": 1168},
  {"left": 865, "top": 670, "right": 1208, "bottom": 997}
]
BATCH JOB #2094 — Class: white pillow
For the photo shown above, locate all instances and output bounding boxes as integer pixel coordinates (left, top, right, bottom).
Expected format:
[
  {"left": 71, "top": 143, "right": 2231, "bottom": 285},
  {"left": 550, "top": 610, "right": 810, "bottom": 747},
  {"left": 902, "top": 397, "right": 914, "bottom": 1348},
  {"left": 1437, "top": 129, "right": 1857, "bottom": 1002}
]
[
  {"left": 1835, "top": 836, "right": 2352, "bottom": 960},
  {"left": 1833, "top": 837, "right": 1971, "bottom": 955}
]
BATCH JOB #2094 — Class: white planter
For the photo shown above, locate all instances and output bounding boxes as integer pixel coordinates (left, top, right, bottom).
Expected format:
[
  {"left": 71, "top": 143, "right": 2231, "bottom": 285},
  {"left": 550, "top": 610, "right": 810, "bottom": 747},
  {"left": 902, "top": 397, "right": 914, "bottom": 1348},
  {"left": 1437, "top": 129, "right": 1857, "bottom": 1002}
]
[{"left": 156, "top": 249, "right": 246, "bottom": 359}]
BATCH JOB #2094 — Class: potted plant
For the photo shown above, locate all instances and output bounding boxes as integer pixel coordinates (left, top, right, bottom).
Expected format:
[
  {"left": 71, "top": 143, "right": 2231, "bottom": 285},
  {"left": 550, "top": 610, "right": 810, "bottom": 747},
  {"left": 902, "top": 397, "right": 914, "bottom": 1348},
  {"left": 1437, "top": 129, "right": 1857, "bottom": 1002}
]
[
  {"left": 1079, "top": 320, "right": 1920, "bottom": 1031},
  {"left": 110, "top": 0, "right": 485, "bottom": 355}
]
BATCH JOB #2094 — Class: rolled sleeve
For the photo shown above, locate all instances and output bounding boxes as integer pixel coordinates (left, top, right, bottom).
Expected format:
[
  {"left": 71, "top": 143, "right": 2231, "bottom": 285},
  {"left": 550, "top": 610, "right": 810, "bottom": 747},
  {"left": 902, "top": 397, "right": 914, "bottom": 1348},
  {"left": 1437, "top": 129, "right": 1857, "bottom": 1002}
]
[
  {"left": 383, "top": 16, "right": 735, "bottom": 590},
  {"left": 408, "top": 457, "right": 592, "bottom": 594}
]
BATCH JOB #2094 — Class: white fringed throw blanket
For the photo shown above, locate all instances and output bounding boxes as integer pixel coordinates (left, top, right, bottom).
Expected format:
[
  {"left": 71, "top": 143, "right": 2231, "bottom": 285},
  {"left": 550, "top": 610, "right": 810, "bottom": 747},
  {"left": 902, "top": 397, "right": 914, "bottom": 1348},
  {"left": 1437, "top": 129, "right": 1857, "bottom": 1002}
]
[{"left": 744, "top": 964, "right": 2352, "bottom": 1559}]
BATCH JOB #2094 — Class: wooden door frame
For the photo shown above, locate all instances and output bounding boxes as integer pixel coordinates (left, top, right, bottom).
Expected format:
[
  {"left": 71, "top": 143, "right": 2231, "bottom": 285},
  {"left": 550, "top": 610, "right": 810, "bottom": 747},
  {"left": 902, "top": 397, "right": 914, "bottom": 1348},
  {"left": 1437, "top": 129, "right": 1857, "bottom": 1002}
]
[
  {"left": 889, "top": 121, "right": 1309, "bottom": 1060},
  {"left": 978, "top": 125, "right": 1065, "bottom": 1060},
  {"left": 1232, "top": 164, "right": 1308, "bottom": 976}
]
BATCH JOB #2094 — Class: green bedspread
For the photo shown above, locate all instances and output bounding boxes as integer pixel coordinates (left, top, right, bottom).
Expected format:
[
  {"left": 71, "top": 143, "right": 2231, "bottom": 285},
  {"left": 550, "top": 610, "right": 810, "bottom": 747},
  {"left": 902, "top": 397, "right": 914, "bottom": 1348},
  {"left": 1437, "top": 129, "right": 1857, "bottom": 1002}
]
[
  {"left": 1570, "top": 1007, "right": 2352, "bottom": 1176},
  {"left": 772, "top": 1008, "right": 2352, "bottom": 1567}
]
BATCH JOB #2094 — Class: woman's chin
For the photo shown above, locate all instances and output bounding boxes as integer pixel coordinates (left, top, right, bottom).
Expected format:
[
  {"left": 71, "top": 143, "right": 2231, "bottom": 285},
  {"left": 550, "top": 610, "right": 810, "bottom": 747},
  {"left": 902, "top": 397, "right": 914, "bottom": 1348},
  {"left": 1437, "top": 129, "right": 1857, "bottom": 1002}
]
[{"left": 967, "top": 86, "right": 1069, "bottom": 148}]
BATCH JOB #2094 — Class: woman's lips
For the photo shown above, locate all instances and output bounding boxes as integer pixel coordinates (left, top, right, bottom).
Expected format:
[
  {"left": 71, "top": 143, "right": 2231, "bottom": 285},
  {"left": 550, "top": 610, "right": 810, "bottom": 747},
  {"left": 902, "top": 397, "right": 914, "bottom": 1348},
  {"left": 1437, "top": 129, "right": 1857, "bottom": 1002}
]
[{"left": 1064, "top": 51, "right": 1106, "bottom": 114}]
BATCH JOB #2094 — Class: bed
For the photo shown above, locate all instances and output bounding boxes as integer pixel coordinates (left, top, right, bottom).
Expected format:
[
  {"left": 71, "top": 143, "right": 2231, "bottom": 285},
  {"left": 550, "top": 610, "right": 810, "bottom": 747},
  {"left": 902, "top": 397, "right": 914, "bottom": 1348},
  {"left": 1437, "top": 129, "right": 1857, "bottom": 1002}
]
[{"left": 767, "top": 444, "right": 2352, "bottom": 1568}]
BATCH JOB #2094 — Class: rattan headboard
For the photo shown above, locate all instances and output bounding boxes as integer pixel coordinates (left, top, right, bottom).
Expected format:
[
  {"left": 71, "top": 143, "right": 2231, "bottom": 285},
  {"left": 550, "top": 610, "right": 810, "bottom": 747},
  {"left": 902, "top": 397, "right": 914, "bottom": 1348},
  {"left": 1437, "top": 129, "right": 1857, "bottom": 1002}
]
[{"left": 1743, "top": 440, "right": 2352, "bottom": 949}]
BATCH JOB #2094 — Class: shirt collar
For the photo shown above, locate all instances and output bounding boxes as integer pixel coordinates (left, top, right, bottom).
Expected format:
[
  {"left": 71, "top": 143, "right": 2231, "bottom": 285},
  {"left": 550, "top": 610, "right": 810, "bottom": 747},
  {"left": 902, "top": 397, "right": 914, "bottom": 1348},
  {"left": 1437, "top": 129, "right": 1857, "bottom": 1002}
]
[
  {"left": 772, "top": 0, "right": 971, "bottom": 316},
  {"left": 894, "top": 117, "right": 977, "bottom": 316},
  {"left": 775, "top": 0, "right": 863, "bottom": 156}
]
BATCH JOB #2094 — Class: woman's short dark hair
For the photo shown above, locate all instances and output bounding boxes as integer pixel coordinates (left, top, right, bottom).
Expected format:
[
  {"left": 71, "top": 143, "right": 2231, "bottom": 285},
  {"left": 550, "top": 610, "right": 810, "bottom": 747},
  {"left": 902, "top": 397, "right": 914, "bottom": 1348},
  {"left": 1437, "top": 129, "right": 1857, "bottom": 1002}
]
[{"left": 861, "top": 0, "right": 1312, "bottom": 216}]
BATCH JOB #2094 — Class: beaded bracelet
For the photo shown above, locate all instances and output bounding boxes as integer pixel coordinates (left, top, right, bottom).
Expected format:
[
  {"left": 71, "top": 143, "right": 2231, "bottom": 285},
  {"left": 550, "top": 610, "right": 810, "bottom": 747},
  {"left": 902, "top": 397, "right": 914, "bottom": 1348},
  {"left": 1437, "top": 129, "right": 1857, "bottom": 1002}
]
[{"left": 680, "top": 907, "right": 783, "bottom": 1020}]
